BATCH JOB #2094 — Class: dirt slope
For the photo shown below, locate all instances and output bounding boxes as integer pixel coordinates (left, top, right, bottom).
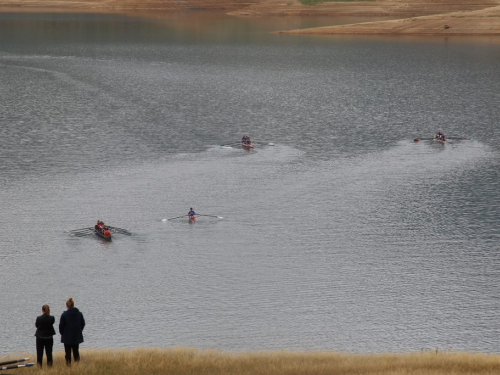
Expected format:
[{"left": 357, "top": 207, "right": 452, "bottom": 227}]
[{"left": 228, "top": 0, "right": 500, "bottom": 17}]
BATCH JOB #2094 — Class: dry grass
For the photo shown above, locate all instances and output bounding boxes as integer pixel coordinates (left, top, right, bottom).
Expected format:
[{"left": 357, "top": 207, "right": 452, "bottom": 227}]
[{"left": 3, "top": 348, "right": 500, "bottom": 375}]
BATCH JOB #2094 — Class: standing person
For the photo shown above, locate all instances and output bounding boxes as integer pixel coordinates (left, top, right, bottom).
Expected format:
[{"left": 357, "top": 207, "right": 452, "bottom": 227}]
[
  {"left": 59, "top": 297, "right": 85, "bottom": 366},
  {"left": 35, "top": 304, "right": 55, "bottom": 368}
]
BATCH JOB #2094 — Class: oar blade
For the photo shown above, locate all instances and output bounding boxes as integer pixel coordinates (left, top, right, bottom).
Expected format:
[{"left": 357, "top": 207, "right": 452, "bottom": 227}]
[
  {"left": 413, "top": 137, "right": 435, "bottom": 142},
  {"left": 1, "top": 363, "right": 34, "bottom": 370},
  {"left": 0, "top": 359, "right": 29, "bottom": 367}
]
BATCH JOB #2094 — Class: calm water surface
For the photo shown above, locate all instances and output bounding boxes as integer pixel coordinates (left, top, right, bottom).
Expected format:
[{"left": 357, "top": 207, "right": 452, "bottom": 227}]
[{"left": 1, "top": 12, "right": 500, "bottom": 356}]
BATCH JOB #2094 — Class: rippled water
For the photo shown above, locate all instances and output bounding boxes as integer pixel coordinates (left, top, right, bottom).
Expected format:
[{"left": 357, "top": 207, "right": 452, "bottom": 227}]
[{"left": 1, "top": 12, "right": 500, "bottom": 356}]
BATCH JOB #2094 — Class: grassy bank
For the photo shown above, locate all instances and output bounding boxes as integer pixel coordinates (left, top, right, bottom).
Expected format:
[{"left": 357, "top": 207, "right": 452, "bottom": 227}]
[{"left": 4, "top": 348, "right": 500, "bottom": 375}]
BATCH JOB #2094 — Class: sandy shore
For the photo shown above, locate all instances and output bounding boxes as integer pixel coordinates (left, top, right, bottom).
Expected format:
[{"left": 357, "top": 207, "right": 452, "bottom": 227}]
[
  {"left": 1, "top": 0, "right": 500, "bottom": 36},
  {"left": 276, "top": 3, "right": 500, "bottom": 35}
]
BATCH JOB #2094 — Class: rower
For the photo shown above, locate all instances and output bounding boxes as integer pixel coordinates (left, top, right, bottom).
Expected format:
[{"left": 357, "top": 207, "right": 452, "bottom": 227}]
[
  {"left": 435, "top": 132, "right": 444, "bottom": 141},
  {"left": 242, "top": 135, "right": 251, "bottom": 145},
  {"left": 188, "top": 208, "right": 195, "bottom": 218}
]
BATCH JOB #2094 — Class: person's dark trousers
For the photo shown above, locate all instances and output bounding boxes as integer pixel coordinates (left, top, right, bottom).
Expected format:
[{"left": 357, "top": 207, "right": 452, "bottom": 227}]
[
  {"left": 36, "top": 337, "right": 53, "bottom": 367},
  {"left": 64, "top": 344, "right": 80, "bottom": 365}
]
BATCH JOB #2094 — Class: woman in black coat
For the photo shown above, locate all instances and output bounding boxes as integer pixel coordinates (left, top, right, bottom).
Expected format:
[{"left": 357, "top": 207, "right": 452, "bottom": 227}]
[
  {"left": 59, "top": 297, "right": 85, "bottom": 366},
  {"left": 35, "top": 304, "right": 56, "bottom": 368}
]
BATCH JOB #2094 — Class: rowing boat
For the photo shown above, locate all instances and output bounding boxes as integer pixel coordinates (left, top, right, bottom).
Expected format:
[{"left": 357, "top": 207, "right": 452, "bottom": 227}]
[
  {"left": 95, "top": 228, "right": 111, "bottom": 240},
  {"left": 94, "top": 225, "right": 112, "bottom": 240},
  {"left": 241, "top": 142, "right": 254, "bottom": 149},
  {"left": 189, "top": 216, "right": 196, "bottom": 223},
  {"left": 414, "top": 135, "right": 468, "bottom": 143},
  {"left": 69, "top": 223, "right": 131, "bottom": 239}
]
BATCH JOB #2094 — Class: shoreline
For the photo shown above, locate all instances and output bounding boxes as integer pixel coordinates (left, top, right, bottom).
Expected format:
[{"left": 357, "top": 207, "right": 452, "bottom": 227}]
[
  {"left": 276, "top": 5, "right": 500, "bottom": 36},
  {"left": 1, "top": 0, "right": 500, "bottom": 36}
]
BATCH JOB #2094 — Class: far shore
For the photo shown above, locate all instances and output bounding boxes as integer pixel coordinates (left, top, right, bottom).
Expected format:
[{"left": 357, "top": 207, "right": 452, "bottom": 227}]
[
  {"left": 1, "top": 0, "right": 500, "bottom": 36},
  {"left": 3, "top": 347, "right": 500, "bottom": 375}
]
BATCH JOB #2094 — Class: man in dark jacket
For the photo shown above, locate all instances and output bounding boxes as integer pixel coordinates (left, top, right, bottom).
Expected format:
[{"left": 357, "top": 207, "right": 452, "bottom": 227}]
[{"left": 59, "top": 297, "right": 85, "bottom": 366}]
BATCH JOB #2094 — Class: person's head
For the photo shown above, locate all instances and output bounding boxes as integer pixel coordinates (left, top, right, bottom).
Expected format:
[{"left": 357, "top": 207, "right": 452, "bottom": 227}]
[
  {"left": 42, "top": 304, "right": 50, "bottom": 315},
  {"left": 190, "top": 208, "right": 193, "bottom": 210},
  {"left": 66, "top": 297, "right": 75, "bottom": 309}
]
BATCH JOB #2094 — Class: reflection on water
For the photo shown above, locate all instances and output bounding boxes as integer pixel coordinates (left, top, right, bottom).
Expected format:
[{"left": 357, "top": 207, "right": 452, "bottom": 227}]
[
  {"left": 0, "top": 12, "right": 500, "bottom": 356},
  {"left": 0, "top": 11, "right": 400, "bottom": 44}
]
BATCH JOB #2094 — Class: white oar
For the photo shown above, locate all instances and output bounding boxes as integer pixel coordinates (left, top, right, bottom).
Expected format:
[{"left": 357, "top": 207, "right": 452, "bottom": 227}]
[
  {"left": 198, "top": 214, "right": 223, "bottom": 219},
  {"left": 248, "top": 138, "right": 276, "bottom": 146},
  {"left": 0, "top": 358, "right": 30, "bottom": 366},
  {"left": 163, "top": 215, "right": 188, "bottom": 221},
  {"left": 1, "top": 363, "right": 34, "bottom": 370},
  {"left": 220, "top": 142, "right": 241, "bottom": 148}
]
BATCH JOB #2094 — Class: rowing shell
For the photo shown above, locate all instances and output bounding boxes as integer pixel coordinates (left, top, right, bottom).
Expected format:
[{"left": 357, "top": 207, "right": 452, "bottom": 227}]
[
  {"left": 242, "top": 143, "right": 254, "bottom": 149},
  {"left": 189, "top": 216, "right": 196, "bottom": 223}
]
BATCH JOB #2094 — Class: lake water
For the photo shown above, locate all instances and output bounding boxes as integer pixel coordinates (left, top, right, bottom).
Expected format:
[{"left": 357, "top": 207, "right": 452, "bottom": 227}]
[{"left": 1, "top": 12, "right": 500, "bottom": 356}]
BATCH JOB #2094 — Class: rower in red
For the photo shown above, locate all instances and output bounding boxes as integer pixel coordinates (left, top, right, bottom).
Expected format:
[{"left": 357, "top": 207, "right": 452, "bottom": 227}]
[
  {"left": 188, "top": 208, "right": 196, "bottom": 223},
  {"left": 435, "top": 132, "right": 446, "bottom": 141},
  {"left": 95, "top": 220, "right": 110, "bottom": 233}
]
